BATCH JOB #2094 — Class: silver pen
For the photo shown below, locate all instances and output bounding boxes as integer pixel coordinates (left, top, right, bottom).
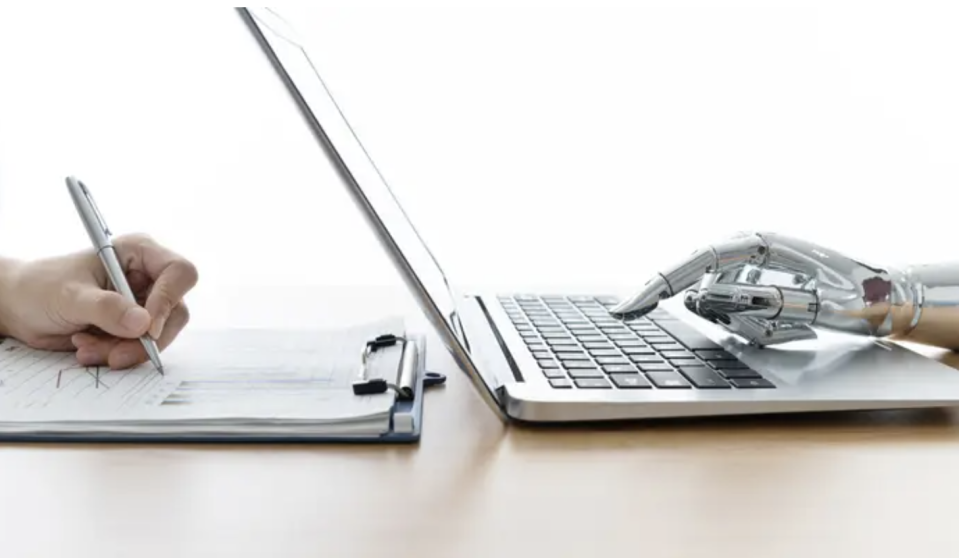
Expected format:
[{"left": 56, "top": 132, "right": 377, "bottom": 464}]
[{"left": 65, "top": 176, "right": 164, "bottom": 374}]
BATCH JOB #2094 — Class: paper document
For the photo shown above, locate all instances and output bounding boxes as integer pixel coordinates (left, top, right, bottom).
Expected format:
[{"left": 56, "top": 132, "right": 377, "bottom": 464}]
[{"left": 0, "top": 316, "right": 409, "bottom": 437}]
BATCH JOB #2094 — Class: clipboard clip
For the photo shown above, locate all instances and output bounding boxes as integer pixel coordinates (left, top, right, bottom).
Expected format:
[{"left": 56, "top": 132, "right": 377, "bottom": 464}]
[{"left": 352, "top": 333, "right": 411, "bottom": 399}]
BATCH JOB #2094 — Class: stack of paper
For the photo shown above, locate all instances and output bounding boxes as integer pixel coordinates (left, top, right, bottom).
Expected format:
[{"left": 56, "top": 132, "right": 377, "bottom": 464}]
[{"left": 0, "top": 317, "right": 410, "bottom": 440}]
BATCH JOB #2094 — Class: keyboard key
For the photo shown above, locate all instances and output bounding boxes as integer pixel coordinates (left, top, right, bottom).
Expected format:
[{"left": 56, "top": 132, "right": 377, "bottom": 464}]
[
  {"left": 710, "top": 360, "right": 749, "bottom": 369},
  {"left": 596, "top": 357, "right": 630, "bottom": 365},
  {"left": 589, "top": 349, "right": 622, "bottom": 358},
  {"left": 519, "top": 332, "right": 539, "bottom": 339},
  {"left": 637, "top": 337, "right": 668, "bottom": 345},
  {"left": 717, "top": 368, "right": 762, "bottom": 379},
  {"left": 630, "top": 355, "right": 665, "bottom": 363},
  {"left": 620, "top": 346, "right": 654, "bottom": 355},
  {"left": 575, "top": 377, "right": 612, "bottom": 388},
  {"left": 552, "top": 345, "right": 585, "bottom": 353},
  {"left": 549, "top": 378, "right": 573, "bottom": 388},
  {"left": 636, "top": 329, "right": 672, "bottom": 339},
  {"left": 569, "top": 369, "right": 606, "bottom": 379},
  {"left": 583, "top": 342, "right": 614, "bottom": 349},
  {"left": 660, "top": 350, "right": 694, "bottom": 359},
  {"left": 638, "top": 362, "right": 674, "bottom": 372},
  {"left": 603, "top": 364, "right": 639, "bottom": 374},
  {"left": 572, "top": 330, "right": 602, "bottom": 338},
  {"left": 538, "top": 359, "right": 559, "bottom": 368},
  {"left": 542, "top": 368, "right": 567, "bottom": 379},
  {"left": 609, "top": 374, "right": 652, "bottom": 389},
  {"left": 637, "top": 332, "right": 669, "bottom": 340},
  {"left": 696, "top": 349, "right": 736, "bottom": 361},
  {"left": 730, "top": 378, "right": 775, "bottom": 388},
  {"left": 547, "top": 339, "right": 578, "bottom": 346},
  {"left": 531, "top": 351, "right": 551, "bottom": 359},
  {"left": 558, "top": 353, "right": 591, "bottom": 361},
  {"left": 646, "top": 371, "right": 691, "bottom": 388},
  {"left": 541, "top": 331, "right": 572, "bottom": 339},
  {"left": 577, "top": 335, "right": 607, "bottom": 343},
  {"left": 668, "top": 356, "right": 704, "bottom": 365},
  {"left": 678, "top": 366, "right": 731, "bottom": 389},
  {"left": 608, "top": 333, "right": 639, "bottom": 341},
  {"left": 614, "top": 340, "right": 647, "bottom": 347},
  {"left": 563, "top": 361, "right": 599, "bottom": 369},
  {"left": 649, "top": 343, "right": 685, "bottom": 351}
]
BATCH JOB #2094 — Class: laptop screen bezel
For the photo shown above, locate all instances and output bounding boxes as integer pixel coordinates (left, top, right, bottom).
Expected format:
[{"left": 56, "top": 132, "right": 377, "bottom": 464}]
[{"left": 237, "top": 7, "right": 507, "bottom": 418}]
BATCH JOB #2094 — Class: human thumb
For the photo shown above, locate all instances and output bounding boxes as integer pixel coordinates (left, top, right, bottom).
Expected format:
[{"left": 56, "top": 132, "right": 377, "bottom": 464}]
[{"left": 66, "top": 286, "right": 152, "bottom": 339}]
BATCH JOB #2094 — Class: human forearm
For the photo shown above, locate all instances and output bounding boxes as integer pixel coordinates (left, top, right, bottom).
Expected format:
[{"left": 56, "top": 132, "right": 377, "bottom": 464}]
[
  {"left": 890, "top": 261, "right": 959, "bottom": 350},
  {"left": 0, "top": 256, "right": 24, "bottom": 338}
]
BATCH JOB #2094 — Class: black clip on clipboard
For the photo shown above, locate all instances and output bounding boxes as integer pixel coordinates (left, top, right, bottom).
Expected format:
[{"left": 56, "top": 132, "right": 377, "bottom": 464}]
[{"left": 352, "top": 333, "right": 445, "bottom": 400}]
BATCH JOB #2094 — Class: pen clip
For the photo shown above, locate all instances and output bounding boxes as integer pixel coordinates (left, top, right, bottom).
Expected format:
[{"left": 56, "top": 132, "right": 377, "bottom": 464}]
[{"left": 78, "top": 180, "right": 112, "bottom": 237}]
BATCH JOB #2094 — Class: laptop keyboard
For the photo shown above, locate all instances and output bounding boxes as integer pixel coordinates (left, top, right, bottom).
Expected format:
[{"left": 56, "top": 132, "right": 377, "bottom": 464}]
[{"left": 498, "top": 294, "right": 775, "bottom": 390}]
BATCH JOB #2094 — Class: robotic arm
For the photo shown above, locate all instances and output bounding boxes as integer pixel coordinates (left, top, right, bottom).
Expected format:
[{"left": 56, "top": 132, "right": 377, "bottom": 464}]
[{"left": 609, "top": 232, "right": 959, "bottom": 350}]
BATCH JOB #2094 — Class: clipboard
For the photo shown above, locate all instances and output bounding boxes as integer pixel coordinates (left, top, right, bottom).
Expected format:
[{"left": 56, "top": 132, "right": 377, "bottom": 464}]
[
  {"left": 349, "top": 331, "right": 443, "bottom": 443},
  {"left": 0, "top": 326, "right": 445, "bottom": 445}
]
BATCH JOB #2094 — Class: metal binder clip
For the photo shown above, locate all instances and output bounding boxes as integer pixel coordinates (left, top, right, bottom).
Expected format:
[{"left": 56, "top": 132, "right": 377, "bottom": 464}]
[{"left": 352, "top": 334, "right": 409, "bottom": 398}]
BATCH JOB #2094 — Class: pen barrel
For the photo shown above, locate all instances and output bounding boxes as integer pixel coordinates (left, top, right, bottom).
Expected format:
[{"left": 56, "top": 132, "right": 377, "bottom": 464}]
[{"left": 97, "top": 246, "right": 136, "bottom": 301}]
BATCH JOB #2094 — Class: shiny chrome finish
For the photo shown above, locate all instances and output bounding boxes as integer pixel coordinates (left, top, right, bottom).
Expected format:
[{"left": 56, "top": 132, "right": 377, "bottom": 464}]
[
  {"left": 612, "top": 231, "right": 959, "bottom": 347},
  {"left": 610, "top": 232, "right": 769, "bottom": 320}
]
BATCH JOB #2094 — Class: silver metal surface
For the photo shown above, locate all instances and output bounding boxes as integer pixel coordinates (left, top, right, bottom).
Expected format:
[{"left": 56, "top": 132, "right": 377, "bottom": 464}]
[
  {"left": 237, "top": 8, "right": 509, "bottom": 421},
  {"left": 610, "top": 231, "right": 959, "bottom": 347},
  {"left": 489, "top": 296, "right": 959, "bottom": 422},
  {"left": 238, "top": 8, "right": 959, "bottom": 424}
]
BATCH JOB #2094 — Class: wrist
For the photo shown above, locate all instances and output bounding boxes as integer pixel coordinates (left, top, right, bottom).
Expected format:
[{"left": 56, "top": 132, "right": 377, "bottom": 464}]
[
  {"left": 0, "top": 257, "right": 25, "bottom": 338},
  {"left": 896, "top": 261, "right": 959, "bottom": 349}
]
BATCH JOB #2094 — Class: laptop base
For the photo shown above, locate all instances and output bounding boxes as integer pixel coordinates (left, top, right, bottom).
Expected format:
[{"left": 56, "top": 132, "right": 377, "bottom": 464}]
[{"left": 459, "top": 292, "right": 959, "bottom": 423}]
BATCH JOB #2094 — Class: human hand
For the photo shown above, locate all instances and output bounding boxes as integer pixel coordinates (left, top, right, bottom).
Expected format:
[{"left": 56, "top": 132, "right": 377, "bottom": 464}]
[
  {"left": 0, "top": 233, "right": 198, "bottom": 368},
  {"left": 608, "top": 231, "right": 925, "bottom": 347}
]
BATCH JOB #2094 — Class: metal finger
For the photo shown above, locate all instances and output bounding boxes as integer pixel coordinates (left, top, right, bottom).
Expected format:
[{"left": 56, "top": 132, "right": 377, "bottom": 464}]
[
  {"left": 661, "top": 232, "right": 769, "bottom": 294},
  {"left": 723, "top": 315, "right": 818, "bottom": 346},
  {"left": 609, "top": 233, "right": 768, "bottom": 319},
  {"left": 694, "top": 283, "right": 819, "bottom": 324}
]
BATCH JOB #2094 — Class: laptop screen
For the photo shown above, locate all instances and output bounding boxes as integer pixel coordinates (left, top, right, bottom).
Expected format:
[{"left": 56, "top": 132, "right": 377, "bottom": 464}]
[{"left": 237, "top": 10, "right": 482, "bottom": 371}]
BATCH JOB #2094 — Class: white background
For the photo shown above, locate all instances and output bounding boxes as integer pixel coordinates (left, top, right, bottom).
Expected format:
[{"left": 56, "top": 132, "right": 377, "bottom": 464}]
[{"left": 0, "top": 2, "right": 956, "bottom": 322}]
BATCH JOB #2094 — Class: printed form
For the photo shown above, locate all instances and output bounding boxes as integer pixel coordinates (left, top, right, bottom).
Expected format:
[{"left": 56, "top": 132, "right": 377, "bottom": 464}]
[{"left": 0, "top": 318, "right": 405, "bottom": 426}]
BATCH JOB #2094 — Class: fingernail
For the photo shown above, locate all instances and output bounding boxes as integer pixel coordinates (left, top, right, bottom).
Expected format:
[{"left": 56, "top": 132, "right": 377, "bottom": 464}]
[
  {"left": 122, "top": 307, "right": 150, "bottom": 334},
  {"left": 149, "top": 315, "right": 167, "bottom": 340}
]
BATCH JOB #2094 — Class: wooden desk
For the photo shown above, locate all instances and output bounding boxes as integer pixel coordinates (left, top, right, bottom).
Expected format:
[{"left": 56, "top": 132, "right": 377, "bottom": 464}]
[{"left": 2, "top": 286, "right": 959, "bottom": 558}]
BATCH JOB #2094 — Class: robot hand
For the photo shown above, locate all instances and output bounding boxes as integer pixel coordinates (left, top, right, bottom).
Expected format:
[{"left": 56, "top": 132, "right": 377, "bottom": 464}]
[{"left": 608, "top": 231, "right": 959, "bottom": 347}]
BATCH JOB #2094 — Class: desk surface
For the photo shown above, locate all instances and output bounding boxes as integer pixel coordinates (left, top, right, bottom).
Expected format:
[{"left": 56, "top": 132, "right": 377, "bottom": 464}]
[{"left": 2, "top": 286, "right": 959, "bottom": 558}]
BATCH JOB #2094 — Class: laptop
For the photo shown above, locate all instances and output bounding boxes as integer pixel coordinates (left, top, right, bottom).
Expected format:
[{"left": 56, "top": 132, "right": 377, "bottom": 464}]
[{"left": 238, "top": 7, "right": 959, "bottom": 422}]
